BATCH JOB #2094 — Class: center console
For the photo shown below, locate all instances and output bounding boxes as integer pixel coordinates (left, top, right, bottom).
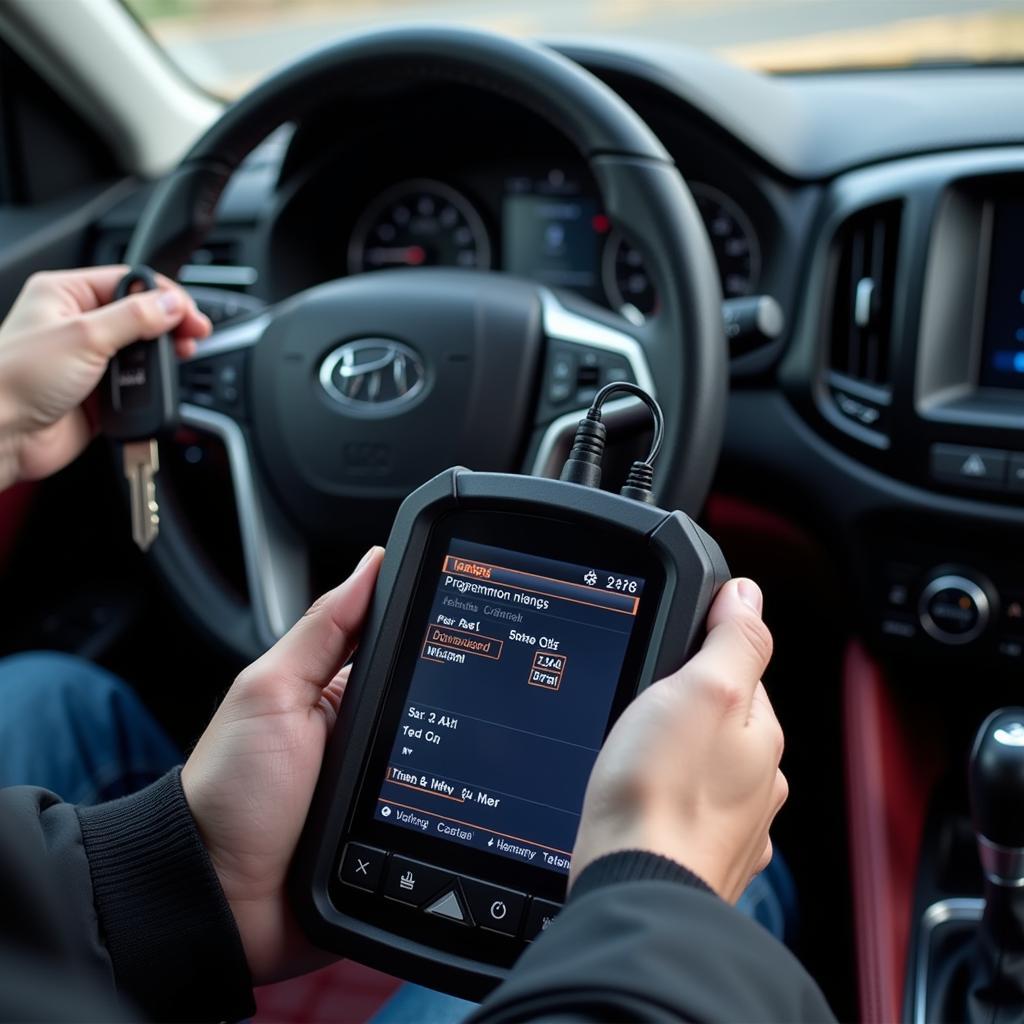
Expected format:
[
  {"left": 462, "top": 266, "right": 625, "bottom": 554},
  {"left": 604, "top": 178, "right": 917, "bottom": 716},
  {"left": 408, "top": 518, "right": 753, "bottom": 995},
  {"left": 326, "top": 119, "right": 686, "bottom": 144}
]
[
  {"left": 781, "top": 147, "right": 1024, "bottom": 670},
  {"left": 782, "top": 148, "right": 1024, "bottom": 1023}
]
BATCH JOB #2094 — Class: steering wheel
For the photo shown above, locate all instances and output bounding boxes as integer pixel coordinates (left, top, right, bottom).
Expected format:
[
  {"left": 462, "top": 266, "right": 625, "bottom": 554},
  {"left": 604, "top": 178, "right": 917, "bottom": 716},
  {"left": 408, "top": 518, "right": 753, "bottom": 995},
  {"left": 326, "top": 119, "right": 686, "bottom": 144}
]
[{"left": 126, "top": 26, "right": 726, "bottom": 663}]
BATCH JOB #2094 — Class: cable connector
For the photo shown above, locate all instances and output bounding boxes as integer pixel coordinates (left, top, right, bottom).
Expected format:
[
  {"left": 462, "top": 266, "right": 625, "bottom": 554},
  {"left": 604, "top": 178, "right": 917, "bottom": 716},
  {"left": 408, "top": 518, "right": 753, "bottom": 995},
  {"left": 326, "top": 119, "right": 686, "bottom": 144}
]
[
  {"left": 559, "top": 409, "right": 607, "bottom": 488},
  {"left": 620, "top": 460, "right": 656, "bottom": 504},
  {"left": 558, "top": 380, "right": 665, "bottom": 503}
]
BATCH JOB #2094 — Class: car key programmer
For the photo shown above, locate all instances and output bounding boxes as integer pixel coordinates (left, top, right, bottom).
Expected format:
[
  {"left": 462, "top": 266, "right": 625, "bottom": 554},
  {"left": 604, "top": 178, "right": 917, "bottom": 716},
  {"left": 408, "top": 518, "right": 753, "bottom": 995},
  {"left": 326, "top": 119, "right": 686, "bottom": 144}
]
[{"left": 293, "top": 384, "right": 729, "bottom": 999}]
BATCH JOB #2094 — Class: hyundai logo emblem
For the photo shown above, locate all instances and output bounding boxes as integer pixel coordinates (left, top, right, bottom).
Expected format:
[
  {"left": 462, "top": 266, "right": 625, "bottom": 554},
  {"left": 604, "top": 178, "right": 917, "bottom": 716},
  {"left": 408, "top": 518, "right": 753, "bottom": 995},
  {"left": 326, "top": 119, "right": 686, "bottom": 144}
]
[{"left": 319, "top": 338, "right": 426, "bottom": 411}]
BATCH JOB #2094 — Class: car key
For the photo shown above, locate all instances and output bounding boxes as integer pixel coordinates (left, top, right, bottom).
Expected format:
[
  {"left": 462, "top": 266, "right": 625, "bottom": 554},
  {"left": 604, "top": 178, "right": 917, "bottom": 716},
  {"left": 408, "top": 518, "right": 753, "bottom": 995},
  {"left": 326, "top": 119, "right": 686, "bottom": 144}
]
[{"left": 99, "top": 266, "right": 179, "bottom": 552}]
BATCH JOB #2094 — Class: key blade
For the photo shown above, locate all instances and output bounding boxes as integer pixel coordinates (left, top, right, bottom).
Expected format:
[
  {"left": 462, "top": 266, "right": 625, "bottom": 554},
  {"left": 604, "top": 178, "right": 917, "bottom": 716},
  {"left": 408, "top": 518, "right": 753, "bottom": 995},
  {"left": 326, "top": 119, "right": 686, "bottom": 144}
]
[{"left": 123, "top": 439, "right": 160, "bottom": 552}]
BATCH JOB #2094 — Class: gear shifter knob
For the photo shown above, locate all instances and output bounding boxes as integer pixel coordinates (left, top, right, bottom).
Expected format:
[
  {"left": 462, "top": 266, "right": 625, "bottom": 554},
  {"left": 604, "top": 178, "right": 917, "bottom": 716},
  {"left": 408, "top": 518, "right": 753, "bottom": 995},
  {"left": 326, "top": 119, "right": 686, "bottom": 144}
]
[{"left": 970, "top": 708, "right": 1024, "bottom": 884}]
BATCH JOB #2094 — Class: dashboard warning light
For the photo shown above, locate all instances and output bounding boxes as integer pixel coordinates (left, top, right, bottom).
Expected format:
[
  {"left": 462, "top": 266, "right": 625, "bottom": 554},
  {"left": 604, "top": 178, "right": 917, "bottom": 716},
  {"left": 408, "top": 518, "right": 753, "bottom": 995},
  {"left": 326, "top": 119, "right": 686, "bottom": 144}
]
[
  {"left": 584, "top": 570, "right": 598, "bottom": 586},
  {"left": 591, "top": 213, "right": 610, "bottom": 234}
]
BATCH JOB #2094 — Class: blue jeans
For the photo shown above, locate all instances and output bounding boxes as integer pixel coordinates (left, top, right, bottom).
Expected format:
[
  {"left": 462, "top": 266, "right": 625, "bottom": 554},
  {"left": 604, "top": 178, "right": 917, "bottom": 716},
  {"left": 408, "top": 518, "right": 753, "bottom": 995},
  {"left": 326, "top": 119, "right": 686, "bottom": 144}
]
[
  {"left": 0, "top": 652, "right": 794, "bottom": 1024},
  {"left": 0, "top": 651, "right": 180, "bottom": 803}
]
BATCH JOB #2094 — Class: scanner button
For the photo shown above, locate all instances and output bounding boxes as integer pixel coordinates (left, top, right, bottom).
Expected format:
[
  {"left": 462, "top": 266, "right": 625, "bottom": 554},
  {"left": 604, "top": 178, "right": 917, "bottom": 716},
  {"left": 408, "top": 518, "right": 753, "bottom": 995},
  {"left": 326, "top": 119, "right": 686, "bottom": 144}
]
[
  {"left": 523, "top": 898, "right": 562, "bottom": 941},
  {"left": 424, "top": 887, "right": 471, "bottom": 926},
  {"left": 383, "top": 857, "right": 453, "bottom": 907},
  {"left": 338, "top": 843, "right": 386, "bottom": 892},
  {"left": 460, "top": 877, "right": 525, "bottom": 936}
]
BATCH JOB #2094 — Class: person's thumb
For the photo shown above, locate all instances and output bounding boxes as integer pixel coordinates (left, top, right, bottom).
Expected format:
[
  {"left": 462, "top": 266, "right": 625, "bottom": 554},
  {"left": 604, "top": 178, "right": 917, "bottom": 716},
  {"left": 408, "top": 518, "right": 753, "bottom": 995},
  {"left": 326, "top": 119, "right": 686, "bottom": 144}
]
[
  {"left": 242, "top": 547, "right": 384, "bottom": 701},
  {"left": 69, "top": 287, "right": 186, "bottom": 357},
  {"left": 669, "top": 577, "right": 773, "bottom": 719}
]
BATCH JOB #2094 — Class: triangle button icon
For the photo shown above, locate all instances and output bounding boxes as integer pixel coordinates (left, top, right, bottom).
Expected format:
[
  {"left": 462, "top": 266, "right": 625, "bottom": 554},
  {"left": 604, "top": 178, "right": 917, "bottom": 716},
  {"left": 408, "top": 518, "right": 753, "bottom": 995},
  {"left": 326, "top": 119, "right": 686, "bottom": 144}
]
[
  {"left": 425, "top": 888, "right": 469, "bottom": 925},
  {"left": 961, "top": 453, "right": 987, "bottom": 478}
]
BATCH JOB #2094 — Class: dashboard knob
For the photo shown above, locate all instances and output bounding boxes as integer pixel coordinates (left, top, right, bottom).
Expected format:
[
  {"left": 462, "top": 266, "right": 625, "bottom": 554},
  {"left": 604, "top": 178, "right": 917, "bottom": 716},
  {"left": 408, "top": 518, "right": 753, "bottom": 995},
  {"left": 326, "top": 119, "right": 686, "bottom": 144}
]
[{"left": 918, "top": 572, "right": 994, "bottom": 645}]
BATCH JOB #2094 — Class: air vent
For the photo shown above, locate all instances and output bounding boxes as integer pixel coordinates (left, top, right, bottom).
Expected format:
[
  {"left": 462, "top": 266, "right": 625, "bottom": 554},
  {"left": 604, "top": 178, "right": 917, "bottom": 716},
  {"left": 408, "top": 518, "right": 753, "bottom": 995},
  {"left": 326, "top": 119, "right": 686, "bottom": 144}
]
[
  {"left": 179, "top": 239, "right": 257, "bottom": 290},
  {"left": 828, "top": 202, "right": 902, "bottom": 388},
  {"left": 99, "top": 235, "right": 257, "bottom": 291}
]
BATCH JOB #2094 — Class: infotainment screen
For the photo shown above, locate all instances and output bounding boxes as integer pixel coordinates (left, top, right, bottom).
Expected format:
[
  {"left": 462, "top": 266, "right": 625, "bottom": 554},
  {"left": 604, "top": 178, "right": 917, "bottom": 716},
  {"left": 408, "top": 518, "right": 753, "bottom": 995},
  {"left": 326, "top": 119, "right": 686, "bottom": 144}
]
[
  {"left": 978, "top": 199, "right": 1024, "bottom": 390},
  {"left": 369, "top": 537, "right": 645, "bottom": 875}
]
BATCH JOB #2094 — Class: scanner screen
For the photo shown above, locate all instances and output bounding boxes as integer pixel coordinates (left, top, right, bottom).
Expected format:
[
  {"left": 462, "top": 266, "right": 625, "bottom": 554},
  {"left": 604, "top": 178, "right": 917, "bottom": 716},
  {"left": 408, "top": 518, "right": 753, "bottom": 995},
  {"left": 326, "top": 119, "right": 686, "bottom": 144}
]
[{"left": 372, "top": 538, "right": 645, "bottom": 875}]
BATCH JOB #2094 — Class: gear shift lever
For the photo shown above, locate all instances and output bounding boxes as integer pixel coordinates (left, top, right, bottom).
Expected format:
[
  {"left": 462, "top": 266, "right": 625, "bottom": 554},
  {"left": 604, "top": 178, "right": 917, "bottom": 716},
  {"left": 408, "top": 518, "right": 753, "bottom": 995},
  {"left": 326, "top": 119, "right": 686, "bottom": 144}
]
[{"left": 967, "top": 708, "right": 1024, "bottom": 1023}]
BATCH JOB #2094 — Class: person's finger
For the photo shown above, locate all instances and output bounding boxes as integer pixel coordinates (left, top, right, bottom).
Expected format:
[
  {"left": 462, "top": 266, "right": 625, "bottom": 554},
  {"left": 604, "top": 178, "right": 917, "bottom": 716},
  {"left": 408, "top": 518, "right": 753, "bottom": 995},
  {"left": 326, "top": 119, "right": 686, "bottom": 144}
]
[
  {"left": 168, "top": 299, "right": 211, "bottom": 342},
  {"left": 669, "top": 578, "right": 773, "bottom": 718},
  {"left": 39, "top": 265, "right": 208, "bottom": 338},
  {"left": 67, "top": 289, "right": 195, "bottom": 357},
  {"left": 252, "top": 547, "right": 384, "bottom": 697},
  {"left": 123, "top": 278, "right": 208, "bottom": 342},
  {"left": 174, "top": 337, "right": 198, "bottom": 359},
  {"left": 33, "top": 265, "right": 132, "bottom": 311},
  {"left": 41, "top": 265, "right": 177, "bottom": 309}
]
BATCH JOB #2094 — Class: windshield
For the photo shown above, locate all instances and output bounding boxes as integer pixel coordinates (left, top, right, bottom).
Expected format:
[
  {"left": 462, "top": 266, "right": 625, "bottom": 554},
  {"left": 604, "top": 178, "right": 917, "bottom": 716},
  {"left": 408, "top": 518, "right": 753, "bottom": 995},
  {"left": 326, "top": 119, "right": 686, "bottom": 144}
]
[{"left": 127, "top": 0, "right": 1024, "bottom": 97}]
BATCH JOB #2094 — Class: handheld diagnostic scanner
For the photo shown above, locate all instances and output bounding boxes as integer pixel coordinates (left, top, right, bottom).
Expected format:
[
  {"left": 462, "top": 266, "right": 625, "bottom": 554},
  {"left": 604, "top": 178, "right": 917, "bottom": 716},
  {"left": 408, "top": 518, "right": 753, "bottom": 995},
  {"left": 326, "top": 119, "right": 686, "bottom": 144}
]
[{"left": 292, "top": 383, "right": 729, "bottom": 998}]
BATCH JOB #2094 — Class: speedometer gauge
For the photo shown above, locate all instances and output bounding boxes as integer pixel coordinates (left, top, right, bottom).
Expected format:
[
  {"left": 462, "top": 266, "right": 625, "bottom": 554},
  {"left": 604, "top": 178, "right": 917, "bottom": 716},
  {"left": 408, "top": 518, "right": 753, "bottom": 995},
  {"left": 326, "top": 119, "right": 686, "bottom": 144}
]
[
  {"left": 602, "top": 182, "right": 760, "bottom": 321},
  {"left": 348, "top": 179, "right": 492, "bottom": 275}
]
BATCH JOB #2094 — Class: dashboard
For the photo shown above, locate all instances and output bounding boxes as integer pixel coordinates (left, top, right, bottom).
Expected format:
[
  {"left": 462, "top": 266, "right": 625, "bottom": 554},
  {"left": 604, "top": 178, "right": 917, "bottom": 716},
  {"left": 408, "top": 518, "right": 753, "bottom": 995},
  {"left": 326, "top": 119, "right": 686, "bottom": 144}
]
[{"left": 89, "top": 43, "right": 1024, "bottom": 676}]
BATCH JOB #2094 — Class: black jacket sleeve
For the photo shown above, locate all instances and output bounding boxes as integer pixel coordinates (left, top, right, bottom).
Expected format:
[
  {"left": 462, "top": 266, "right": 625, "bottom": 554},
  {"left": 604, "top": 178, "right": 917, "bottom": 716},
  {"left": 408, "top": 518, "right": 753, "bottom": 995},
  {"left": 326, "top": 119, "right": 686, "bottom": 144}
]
[
  {"left": 0, "top": 769, "right": 254, "bottom": 1023},
  {"left": 472, "top": 851, "right": 837, "bottom": 1023}
]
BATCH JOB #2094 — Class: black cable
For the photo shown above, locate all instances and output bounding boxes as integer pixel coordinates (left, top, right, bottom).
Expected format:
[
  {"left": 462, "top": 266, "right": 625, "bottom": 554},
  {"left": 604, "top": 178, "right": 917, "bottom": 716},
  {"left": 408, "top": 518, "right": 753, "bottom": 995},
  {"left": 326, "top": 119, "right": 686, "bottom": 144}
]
[
  {"left": 589, "top": 382, "right": 664, "bottom": 466},
  {"left": 558, "top": 380, "right": 665, "bottom": 503}
]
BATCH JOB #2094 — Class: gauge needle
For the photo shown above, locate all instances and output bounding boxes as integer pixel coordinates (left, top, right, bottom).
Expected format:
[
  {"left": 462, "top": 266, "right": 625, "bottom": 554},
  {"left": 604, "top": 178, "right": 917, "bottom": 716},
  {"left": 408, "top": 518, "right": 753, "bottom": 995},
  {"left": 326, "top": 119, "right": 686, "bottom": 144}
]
[{"left": 366, "top": 245, "right": 427, "bottom": 266}]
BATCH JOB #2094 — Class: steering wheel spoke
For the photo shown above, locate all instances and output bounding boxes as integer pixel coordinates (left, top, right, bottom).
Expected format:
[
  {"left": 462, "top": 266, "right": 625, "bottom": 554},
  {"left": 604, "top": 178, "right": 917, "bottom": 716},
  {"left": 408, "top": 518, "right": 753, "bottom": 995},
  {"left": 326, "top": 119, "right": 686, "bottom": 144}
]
[
  {"left": 530, "top": 290, "right": 655, "bottom": 478},
  {"left": 178, "top": 312, "right": 310, "bottom": 647}
]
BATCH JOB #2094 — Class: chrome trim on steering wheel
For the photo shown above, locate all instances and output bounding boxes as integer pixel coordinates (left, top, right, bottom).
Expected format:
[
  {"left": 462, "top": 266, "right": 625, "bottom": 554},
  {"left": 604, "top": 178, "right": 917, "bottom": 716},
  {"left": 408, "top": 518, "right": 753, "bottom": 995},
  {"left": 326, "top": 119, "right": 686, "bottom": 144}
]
[
  {"left": 539, "top": 290, "right": 655, "bottom": 396},
  {"left": 179, "top": 402, "right": 309, "bottom": 646},
  {"left": 532, "top": 290, "right": 655, "bottom": 478},
  {"left": 185, "top": 312, "right": 272, "bottom": 361}
]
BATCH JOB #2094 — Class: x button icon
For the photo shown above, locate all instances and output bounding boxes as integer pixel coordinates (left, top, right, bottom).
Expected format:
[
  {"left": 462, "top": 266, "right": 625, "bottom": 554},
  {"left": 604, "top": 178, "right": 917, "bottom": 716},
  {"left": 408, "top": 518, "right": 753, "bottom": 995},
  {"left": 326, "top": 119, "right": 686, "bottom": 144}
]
[{"left": 355, "top": 858, "right": 370, "bottom": 876}]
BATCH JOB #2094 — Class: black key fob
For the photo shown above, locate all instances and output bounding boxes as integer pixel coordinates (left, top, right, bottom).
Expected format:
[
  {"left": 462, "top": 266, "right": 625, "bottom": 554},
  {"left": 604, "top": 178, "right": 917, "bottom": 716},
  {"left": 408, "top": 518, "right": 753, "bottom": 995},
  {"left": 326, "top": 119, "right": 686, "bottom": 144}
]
[{"left": 99, "top": 265, "right": 179, "bottom": 441}]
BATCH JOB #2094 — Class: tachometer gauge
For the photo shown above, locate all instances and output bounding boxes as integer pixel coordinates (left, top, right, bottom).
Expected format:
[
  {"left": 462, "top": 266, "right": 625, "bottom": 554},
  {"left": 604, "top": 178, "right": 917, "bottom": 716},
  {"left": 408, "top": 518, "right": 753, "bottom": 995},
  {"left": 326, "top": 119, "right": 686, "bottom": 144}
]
[
  {"left": 691, "top": 183, "right": 761, "bottom": 299},
  {"left": 348, "top": 179, "right": 492, "bottom": 275},
  {"left": 601, "top": 230, "right": 657, "bottom": 324},
  {"left": 602, "top": 182, "right": 761, "bottom": 321}
]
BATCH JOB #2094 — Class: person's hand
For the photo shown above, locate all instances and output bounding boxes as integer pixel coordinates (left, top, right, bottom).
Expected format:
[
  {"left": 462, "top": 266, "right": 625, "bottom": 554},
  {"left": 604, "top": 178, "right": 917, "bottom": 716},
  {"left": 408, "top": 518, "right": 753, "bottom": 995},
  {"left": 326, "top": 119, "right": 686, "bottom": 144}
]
[
  {"left": 181, "top": 548, "right": 384, "bottom": 985},
  {"left": 0, "top": 266, "right": 210, "bottom": 488},
  {"left": 570, "top": 577, "right": 786, "bottom": 903}
]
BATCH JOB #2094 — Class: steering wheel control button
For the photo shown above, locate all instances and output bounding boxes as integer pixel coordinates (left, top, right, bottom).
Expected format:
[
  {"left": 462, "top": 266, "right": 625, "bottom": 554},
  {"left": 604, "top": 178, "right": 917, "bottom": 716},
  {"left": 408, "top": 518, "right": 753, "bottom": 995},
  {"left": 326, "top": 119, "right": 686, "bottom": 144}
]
[
  {"left": 523, "top": 898, "right": 562, "bottom": 942},
  {"left": 918, "top": 574, "right": 992, "bottom": 645},
  {"left": 424, "top": 888, "right": 471, "bottom": 926},
  {"left": 460, "top": 878, "right": 526, "bottom": 936},
  {"left": 383, "top": 856, "right": 454, "bottom": 907},
  {"left": 180, "top": 352, "right": 248, "bottom": 417},
  {"left": 539, "top": 341, "right": 637, "bottom": 421},
  {"left": 930, "top": 444, "right": 1008, "bottom": 490},
  {"left": 339, "top": 843, "right": 387, "bottom": 892}
]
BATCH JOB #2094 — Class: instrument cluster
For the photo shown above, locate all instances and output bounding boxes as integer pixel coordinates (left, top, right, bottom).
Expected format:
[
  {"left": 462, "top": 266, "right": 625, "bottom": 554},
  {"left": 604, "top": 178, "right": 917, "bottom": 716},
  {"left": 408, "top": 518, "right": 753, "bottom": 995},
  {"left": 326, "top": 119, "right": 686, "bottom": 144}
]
[{"left": 345, "top": 167, "right": 762, "bottom": 322}]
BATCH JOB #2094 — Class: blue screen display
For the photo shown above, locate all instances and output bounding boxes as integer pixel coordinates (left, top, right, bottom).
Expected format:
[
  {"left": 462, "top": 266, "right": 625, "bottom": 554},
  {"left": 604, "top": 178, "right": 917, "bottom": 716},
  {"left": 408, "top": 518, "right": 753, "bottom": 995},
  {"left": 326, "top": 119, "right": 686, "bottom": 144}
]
[
  {"left": 373, "top": 538, "right": 644, "bottom": 875},
  {"left": 979, "top": 200, "right": 1024, "bottom": 390}
]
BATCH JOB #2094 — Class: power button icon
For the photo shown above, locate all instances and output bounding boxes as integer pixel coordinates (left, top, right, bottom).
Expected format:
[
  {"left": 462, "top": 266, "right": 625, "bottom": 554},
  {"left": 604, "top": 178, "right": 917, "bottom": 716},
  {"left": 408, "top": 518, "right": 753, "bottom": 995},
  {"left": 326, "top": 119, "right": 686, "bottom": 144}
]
[{"left": 463, "top": 881, "right": 522, "bottom": 935}]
